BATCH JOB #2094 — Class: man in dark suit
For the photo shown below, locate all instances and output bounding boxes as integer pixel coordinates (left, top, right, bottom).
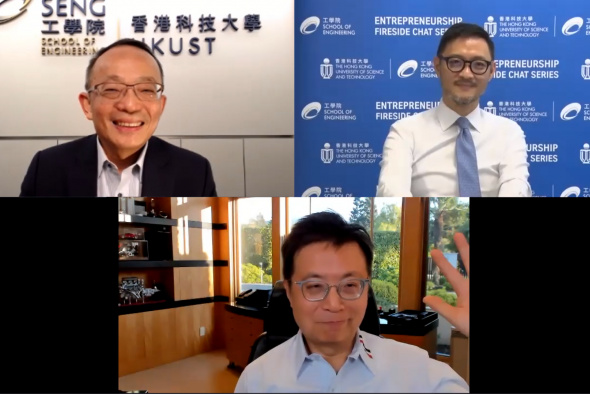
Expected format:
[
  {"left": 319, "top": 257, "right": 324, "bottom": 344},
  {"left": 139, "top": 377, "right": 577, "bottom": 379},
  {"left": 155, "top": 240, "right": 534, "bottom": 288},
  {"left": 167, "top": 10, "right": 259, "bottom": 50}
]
[{"left": 20, "top": 38, "right": 217, "bottom": 197}]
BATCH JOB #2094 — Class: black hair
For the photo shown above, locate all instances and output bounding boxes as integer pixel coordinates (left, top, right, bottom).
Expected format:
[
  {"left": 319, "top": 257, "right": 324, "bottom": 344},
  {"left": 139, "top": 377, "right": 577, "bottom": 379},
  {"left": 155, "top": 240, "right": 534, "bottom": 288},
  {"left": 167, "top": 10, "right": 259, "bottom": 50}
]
[
  {"left": 84, "top": 38, "right": 164, "bottom": 90},
  {"left": 282, "top": 211, "right": 373, "bottom": 281},
  {"left": 437, "top": 22, "right": 495, "bottom": 60}
]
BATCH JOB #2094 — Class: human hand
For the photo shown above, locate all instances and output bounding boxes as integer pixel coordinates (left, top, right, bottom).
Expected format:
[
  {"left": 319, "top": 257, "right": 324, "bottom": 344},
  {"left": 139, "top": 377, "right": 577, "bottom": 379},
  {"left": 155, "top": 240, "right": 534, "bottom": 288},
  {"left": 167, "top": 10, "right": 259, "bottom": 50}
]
[{"left": 423, "top": 233, "right": 469, "bottom": 337}]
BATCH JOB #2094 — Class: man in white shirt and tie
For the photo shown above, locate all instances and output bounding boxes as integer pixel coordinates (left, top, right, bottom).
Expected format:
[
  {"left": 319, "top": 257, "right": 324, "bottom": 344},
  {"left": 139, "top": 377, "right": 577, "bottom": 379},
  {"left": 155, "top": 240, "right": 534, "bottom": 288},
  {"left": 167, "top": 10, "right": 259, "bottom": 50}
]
[{"left": 377, "top": 22, "right": 531, "bottom": 197}]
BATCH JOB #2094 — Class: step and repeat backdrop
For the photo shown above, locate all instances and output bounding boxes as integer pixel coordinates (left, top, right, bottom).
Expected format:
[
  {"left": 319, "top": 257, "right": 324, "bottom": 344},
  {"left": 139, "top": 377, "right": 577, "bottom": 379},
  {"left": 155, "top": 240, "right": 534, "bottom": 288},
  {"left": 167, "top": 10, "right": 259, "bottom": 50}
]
[{"left": 295, "top": 0, "right": 590, "bottom": 197}]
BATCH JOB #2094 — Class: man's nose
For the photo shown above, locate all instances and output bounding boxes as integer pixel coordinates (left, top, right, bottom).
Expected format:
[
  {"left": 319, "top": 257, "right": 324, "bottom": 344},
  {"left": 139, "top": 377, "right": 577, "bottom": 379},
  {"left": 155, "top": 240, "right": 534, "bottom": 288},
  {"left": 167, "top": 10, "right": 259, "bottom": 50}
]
[
  {"left": 458, "top": 63, "right": 475, "bottom": 79},
  {"left": 115, "top": 87, "right": 142, "bottom": 111},
  {"left": 322, "top": 286, "right": 344, "bottom": 311}
]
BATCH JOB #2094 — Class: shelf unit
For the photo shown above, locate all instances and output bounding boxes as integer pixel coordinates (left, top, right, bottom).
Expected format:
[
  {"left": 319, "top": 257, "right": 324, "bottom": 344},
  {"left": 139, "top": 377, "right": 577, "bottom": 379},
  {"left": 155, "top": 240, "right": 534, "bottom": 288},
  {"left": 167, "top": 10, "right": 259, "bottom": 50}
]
[
  {"left": 119, "top": 295, "right": 230, "bottom": 315},
  {"left": 119, "top": 260, "right": 229, "bottom": 269},
  {"left": 119, "top": 213, "right": 227, "bottom": 230},
  {"left": 119, "top": 197, "right": 231, "bottom": 378},
  {"left": 118, "top": 198, "right": 228, "bottom": 315}
]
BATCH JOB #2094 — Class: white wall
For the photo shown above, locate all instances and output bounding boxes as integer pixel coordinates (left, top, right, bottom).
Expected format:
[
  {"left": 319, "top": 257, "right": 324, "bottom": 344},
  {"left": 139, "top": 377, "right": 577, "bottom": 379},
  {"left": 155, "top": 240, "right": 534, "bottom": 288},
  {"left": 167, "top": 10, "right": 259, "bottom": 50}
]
[{"left": 0, "top": 0, "right": 293, "bottom": 197}]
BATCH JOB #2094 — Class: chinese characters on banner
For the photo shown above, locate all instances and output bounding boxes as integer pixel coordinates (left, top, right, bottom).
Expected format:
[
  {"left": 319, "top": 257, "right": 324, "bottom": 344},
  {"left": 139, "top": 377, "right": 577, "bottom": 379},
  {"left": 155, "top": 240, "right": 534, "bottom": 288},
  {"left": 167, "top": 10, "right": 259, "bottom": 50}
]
[
  {"left": 40, "top": 1, "right": 262, "bottom": 56},
  {"left": 131, "top": 13, "right": 262, "bottom": 55}
]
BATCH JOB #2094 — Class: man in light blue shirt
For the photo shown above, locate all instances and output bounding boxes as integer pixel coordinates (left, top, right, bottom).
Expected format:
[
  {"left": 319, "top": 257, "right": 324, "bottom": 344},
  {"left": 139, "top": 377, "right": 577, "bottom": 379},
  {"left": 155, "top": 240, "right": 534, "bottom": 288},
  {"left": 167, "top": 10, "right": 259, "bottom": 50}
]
[{"left": 235, "top": 212, "right": 469, "bottom": 393}]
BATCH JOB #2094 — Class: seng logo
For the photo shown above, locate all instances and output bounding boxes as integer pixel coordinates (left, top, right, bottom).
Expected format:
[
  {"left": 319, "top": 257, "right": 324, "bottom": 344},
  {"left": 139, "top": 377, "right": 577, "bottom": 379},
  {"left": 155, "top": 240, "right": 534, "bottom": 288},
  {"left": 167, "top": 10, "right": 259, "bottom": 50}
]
[{"left": 0, "top": 0, "right": 32, "bottom": 25}]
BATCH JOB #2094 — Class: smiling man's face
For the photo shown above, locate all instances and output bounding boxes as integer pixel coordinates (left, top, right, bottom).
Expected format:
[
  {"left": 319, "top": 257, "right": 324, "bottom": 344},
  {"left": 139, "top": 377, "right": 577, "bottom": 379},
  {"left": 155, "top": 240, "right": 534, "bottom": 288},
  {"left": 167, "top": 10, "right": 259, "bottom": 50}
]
[
  {"left": 434, "top": 36, "right": 495, "bottom": 111},
  {"left": 284, "top": 241, "right": 369, "bottom": 353},
  {"left": 78, "top": 45, "right": 166, "bottom": 164}
]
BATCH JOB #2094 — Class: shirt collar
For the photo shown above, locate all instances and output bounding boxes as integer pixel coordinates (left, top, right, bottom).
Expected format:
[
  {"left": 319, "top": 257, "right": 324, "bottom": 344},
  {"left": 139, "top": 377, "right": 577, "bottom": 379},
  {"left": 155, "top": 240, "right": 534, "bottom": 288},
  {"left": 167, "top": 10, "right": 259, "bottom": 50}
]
[
  {"left": 352, "top": 331, "right": 376, "bottom": 375},
  {"left": 293, "top": 329, "right": 376, "bottom": 378},
  {"left": 96, "top": 135, "right": 148, "bottom": 179},
  {"left": 436, "top": 99, "right": 484, "bottom": 133}
]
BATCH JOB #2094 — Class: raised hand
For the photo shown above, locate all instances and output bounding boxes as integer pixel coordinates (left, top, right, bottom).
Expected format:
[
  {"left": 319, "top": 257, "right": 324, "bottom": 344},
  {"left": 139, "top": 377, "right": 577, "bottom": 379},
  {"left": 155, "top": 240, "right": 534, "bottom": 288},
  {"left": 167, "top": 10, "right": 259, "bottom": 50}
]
[{"left": 423, "top": 232, "right": 469, "bottom": 337}]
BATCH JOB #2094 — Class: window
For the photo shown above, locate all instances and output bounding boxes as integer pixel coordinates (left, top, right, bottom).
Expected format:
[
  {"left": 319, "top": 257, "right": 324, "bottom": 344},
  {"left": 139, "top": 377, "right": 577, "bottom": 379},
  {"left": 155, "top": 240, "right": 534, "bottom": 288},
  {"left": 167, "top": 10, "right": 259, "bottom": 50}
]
[
  {"left": 287, "top": 197, "right": 312, "bottom": 229},
  {"left": 288, "top": 197, "right": 357, "bottom": 229},
  {"left": 371, "top": 198, "right": 403, "bottom": 314},
  {"left": 236, "top": 198, "right": 273, "bottom": 293},
  {"left": 426, "top": 197, "right": 470, "bottom": 356}
]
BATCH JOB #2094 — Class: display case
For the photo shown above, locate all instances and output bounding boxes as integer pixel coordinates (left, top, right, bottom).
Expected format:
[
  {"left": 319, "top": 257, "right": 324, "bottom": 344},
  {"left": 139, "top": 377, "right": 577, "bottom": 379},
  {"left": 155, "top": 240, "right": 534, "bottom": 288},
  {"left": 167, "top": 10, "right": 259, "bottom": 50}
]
[
  {"left": 118, "top": 197, "right": 229, "bottom": 314},
  {"left": 118, "top": 197, "right": 233, "bottom": 378},
  {"left": 119, "top": 276, "right": 165, "bottom": 306},
  {"left": 118, "top": 240, "right": 149, "bottom": 260}
]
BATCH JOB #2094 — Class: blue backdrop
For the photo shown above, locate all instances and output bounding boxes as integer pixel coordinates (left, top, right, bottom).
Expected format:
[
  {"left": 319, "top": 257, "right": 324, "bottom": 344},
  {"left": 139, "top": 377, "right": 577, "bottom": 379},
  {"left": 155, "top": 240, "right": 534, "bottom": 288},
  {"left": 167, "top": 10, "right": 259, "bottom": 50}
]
[{"left": 295, "top": 0, "right": 590, "bottom": 197}]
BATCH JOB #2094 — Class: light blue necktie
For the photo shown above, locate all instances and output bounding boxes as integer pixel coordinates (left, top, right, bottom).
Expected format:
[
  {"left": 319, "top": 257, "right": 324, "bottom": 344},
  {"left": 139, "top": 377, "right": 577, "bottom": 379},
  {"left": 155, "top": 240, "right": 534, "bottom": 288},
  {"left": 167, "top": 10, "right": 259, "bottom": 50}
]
[{"left": 456, "top": 117, "right": 481, "bottom": 197}]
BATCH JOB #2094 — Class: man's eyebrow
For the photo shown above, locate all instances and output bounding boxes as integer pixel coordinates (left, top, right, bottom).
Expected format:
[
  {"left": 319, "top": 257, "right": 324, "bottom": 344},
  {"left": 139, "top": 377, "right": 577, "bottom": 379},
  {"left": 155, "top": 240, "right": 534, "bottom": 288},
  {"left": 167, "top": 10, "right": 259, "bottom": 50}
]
[
  {"left": 300, "top": 273, "right": 323, "bottom": 281},
  {"left": 101, "top": 75, "right": 123, "bottom": 81},
  {"left": 299, "top": 272, "right": 361, "bottom": 281},
  {"left": 135, "top": 76, "right": 158, "bottom": 82},
  {"left": 99, "top": 75, "right": 159, "bottom": 83},
  {"left": 444, "top": 54, "right": 491, "bottom": 61}
]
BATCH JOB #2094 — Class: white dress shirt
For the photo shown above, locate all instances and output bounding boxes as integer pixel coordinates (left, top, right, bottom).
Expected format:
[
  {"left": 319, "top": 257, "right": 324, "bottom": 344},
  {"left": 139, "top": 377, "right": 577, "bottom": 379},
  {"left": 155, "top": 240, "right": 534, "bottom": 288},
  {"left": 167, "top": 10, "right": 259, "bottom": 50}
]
[
  {"left": 377, "top": 100, "right": 531, "bottom": 197},
  {"left": 96, "top": 136, "right": 148, "bottom": 197},
  {"left": 234, "top": 330, "right": 469, "bottom": 393}
]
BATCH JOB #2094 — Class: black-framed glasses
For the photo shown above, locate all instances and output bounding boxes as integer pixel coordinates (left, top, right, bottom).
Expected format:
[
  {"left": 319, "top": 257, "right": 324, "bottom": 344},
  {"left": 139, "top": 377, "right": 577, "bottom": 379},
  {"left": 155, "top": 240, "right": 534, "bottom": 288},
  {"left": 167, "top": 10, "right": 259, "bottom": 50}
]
[
  {"left": 439, "top": 56, "right": 492, "bottom": 75},
  {"left": 88, "top": 82, "right": 164, "bottom": 101},
  {"left": 293, "top": 278, "right": 370, "bottom": 302}
]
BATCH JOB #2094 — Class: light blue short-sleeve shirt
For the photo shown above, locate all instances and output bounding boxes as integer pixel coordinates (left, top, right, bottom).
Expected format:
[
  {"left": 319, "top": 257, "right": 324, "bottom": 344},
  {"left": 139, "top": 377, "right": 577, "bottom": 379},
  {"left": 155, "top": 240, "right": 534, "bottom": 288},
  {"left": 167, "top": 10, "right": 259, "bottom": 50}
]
[{"left": 234, "top": 330, "right": 469, "bottom": 393}]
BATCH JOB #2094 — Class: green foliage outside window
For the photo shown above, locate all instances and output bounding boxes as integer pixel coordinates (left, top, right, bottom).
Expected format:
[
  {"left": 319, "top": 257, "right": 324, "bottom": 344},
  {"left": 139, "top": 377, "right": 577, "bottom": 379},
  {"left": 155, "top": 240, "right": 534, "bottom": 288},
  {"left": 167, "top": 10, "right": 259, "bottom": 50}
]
[
  {"left": 371, "top": 279, "right": 398, "bottom": 311},
  {"left": 347, "top": 197, "right": 468, "bottom": 312},
  {"left": 349, "top": 198, "right": 401, "bottom": 310},
  {"left": 241, "top": 215, "right": 273, "bottom": 285},
  {"left": 241, "top": 262, "right": 273, "bottom": 284},
  {"left": 426, "top": 198, "right": 469, "bottom": 306}
]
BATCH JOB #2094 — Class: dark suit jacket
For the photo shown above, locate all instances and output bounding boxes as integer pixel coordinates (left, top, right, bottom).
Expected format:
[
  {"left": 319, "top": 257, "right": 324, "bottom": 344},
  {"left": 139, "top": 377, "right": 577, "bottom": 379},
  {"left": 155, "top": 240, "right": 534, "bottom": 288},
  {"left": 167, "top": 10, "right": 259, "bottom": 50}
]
[{"left": 20, "top": 135, "right": 217, "bottom": 197}]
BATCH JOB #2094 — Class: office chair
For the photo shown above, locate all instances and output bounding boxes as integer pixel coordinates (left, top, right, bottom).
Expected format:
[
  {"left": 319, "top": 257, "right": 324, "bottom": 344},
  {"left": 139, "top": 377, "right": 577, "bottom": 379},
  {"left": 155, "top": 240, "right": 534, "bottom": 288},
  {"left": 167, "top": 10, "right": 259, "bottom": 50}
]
[{"left": 247, "top": 280, "right": 381, "bottom": 365}]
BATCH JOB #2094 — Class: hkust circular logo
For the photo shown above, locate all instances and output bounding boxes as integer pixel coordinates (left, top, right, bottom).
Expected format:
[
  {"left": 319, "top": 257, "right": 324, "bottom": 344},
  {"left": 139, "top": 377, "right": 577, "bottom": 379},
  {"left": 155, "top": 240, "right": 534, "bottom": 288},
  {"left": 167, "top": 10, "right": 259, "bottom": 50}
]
[
  {"left": 0, "top": 0, "right": 32, "bottom": 25},
  {"left": 300, "top": 16, "right": 321, "bottom": 35},
  {"left": 301, "top": 102, "right": 322, "bottom": 120},
  {"left": 560, "top": 186, "right": 581, "bottom": 197},
  {"left": 560, "top": 103, "right": 581, "bottom": 121},
  {"left": 301, "top": 186, "right": 322, "bottom": 197},
  {"left": 561, "top": 17, "right": 584, "bottom": 36},
  {"left": 397, "top": 60, "right": 418, "bottom": 78}
]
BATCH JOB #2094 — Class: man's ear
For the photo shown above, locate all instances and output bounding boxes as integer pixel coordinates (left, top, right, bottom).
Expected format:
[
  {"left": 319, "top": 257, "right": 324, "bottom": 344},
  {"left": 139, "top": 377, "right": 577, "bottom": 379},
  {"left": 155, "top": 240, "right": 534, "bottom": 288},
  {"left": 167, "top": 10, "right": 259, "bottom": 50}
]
[
  {"left": 283, "top": 280, "right": 293, "bottom": 306},
  {"left": 489, "top": 60, "right": 496, "bottom": 82},
  {"left": 433, "top": 55, "right": 441, "bottom": 78},
  {"left": 78, "top": 92, "right": 93, "bottom": 121}
]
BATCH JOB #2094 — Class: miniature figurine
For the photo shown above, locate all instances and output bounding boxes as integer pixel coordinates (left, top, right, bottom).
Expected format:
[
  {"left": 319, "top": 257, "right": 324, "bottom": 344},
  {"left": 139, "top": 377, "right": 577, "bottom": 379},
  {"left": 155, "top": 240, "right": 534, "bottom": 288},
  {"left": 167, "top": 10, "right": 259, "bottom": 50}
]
[{"left": 119, "top": 277, "right": 160, "bottom": 305}]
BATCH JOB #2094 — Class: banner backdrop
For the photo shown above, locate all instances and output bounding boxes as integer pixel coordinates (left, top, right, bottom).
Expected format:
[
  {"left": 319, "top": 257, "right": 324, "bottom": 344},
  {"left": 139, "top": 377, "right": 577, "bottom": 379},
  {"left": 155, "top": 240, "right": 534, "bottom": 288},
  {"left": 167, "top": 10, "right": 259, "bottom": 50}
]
[{"left": 295, "top": 0, "right": 590, "bottom": 197}]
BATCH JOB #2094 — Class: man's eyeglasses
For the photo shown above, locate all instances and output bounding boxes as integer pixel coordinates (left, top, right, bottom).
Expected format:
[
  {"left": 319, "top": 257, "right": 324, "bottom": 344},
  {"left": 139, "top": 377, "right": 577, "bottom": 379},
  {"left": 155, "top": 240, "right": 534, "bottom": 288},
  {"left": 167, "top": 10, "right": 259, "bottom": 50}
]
[
  {"left": 88, "top": 82, "right": 164, "bottom": 101},
  {"left": 293, "top": 278, "right": 370, "bottom": 302},
  {"left": 439, "top": 56, "right": 492, "bottom": 75}
]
